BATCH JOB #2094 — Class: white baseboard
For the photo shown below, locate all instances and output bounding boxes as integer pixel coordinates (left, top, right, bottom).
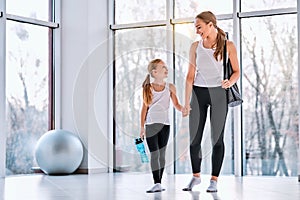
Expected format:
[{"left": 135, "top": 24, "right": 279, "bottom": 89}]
[{"left": 87, "top": 168, "right": 108, "bottom": 174}]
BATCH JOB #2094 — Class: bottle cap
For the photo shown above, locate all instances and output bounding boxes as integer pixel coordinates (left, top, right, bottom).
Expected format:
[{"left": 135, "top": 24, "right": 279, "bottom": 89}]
[{"left": 135, "top": 138, "right": 142, "bottom": 144}]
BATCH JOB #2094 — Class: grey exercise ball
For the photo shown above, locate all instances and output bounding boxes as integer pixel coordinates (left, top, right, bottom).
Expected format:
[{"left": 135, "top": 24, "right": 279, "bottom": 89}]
[{"left": 35, "top": 129, "right": 84, "bottom": 175}]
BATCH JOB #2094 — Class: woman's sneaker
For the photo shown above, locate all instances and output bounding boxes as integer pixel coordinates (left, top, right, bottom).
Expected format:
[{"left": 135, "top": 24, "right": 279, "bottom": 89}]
[
  {"left": 182, "top": 176, "right": 201, "bottom": 191},
  {"left": 206, "top": 180, "right": 218, "bottom": 192},
  {"left": 146, "top": 183, "right": 165, "bottom": 193}
]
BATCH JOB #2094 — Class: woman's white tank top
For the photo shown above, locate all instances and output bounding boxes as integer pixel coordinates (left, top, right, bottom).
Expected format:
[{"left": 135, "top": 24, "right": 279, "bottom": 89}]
[
  {"left": 193, "top": 40, "right": 223, "bottom": 87},
  {"left": 145, "top": 83, "right": 170, "bottom": 125}
]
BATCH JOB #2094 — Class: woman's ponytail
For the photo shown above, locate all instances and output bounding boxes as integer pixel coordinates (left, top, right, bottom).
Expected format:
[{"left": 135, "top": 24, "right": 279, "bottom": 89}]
[{"left": 214, "top": 26, "right": 226, "bottom": 61}]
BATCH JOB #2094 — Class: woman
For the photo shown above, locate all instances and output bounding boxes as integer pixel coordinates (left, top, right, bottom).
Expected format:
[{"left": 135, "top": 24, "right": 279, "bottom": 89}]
[{"left": 182, "top": 11, "right": 240, "bottom": 192}]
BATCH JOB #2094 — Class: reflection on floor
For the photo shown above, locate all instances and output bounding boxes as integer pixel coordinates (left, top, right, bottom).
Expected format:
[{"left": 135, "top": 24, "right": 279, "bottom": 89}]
[{"left": 1, "top": 173, "right": 299, "bottom": 200}]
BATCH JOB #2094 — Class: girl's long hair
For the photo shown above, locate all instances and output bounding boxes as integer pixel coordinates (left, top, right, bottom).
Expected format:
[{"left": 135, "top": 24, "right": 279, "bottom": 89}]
[
  {"left": 196, "top": 11, "right": 226, "bottom": 61},
  {"left": 142, "top": 58, "right": 162, "bottom": 105}
]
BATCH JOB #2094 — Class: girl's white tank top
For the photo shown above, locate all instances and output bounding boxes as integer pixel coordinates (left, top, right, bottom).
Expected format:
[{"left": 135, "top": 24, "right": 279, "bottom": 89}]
[{"left": 145, "top": 83, "right": 170, "bottom": 125}]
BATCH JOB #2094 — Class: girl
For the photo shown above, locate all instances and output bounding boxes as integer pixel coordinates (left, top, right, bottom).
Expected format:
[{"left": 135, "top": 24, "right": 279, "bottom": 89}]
[
  {"left": 182, "top": 11, "right": 240, "bottom": 192},
  {"left": 140, "top": 58, "right": 183, "bottom": 193}
]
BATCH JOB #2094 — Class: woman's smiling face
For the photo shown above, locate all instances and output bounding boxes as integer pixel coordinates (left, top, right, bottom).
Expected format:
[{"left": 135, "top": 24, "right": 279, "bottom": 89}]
[{"left": 194, "top": 17, "right": 214, "bottom": 39}]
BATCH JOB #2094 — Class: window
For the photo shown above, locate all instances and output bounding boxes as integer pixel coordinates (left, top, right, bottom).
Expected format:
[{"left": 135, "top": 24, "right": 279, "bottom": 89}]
[
  {"left": 112, "top": 0, "right": 298, "bottom": 177},
  {"left": 6, "top": 0, "right": 50, "bottom": 21},
  {"left": 174, "top": 21, "right": 234, "bottom": 174},
  {"left": 241, "top": 0, "right": 296, "bottom": 12},
  {"left": 241, "top": 14, "right": 298, "bottom": 176},
  {"left": 114, "top": 27, "right": 167, "bottom": 172},
  {"left": 112, "top": 1, "right": 237, "bottom": 175},
  {"left": 174, "top": 0, "right": 232, "bottom": 18},
  {"left": 5, "top": 21, "right": 50, "bottom": 175},
  {"left": 115, "top": 0, "right": 166, "bottom": 24},
  {"left": 2, "top": 0, "right": 58, "bottom": 175}
]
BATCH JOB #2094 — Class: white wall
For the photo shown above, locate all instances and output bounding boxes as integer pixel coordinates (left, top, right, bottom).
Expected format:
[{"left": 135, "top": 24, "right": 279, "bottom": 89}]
[{"left": 61, "top": 0, "right": 110, "bottom": 172}]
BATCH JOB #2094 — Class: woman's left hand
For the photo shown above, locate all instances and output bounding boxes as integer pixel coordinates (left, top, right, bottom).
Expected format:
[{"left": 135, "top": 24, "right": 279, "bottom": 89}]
[
  {"left": 140, "top": 128, "right": 145, "bottom": 140},
  {"left": 222, "top": 79, "right": 232, "bottom": 89}
]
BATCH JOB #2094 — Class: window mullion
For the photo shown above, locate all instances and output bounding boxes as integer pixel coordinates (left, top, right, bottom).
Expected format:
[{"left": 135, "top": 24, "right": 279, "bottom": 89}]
[
  {"left": 53, "top": 0, "right": 61, "bottom": 129},
  {"left": 6, "top": 14, "right": 58, "bottom": 28},
  {"left": 165, "top": 0, "right": 174, "bottom": 175},
  {"left": 238, "top": 7, "right": 297, "bottom": 18},
  {"left": 110, "top": 20, "right": 168, "bottom": 30},
  {"left": 0, "top": 1, "right": 6, "bottom": 178},
  {"left": 233, "top": 0, "right": 242, "bottom": 177},
  {"left": 297, "top": 0, "right": 300, "bottom": 182}
]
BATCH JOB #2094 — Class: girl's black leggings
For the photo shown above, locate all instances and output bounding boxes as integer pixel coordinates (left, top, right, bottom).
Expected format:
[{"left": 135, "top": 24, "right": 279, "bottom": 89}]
[
  {"left": 189, "top": 86, "right": 228, "bottom": 177},
  {"left": 146, "top": 123, "right": 170, "bottom": 184}
]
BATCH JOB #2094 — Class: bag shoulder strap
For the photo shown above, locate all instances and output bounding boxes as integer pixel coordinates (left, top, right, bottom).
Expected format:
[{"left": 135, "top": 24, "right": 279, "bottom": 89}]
[{"left": 223, "top": 40, "right": 227, "bottom": 80}]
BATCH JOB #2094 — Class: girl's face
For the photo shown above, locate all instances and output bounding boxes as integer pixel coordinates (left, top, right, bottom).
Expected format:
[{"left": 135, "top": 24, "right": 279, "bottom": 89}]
[
  {"left": 194, "top": 18, "right": 214, "bottom": 39},
  {"left": 153, "top": 62, "right": 168, "bottom": 79}
]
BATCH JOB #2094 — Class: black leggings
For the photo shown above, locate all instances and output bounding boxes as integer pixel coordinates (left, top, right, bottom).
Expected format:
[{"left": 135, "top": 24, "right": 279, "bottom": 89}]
[
  {"left": 146, "top": 123, "right": 170, "bottom": 184},
  {"left": 189, "top": 86, "right": 228, "bottom": 177}
]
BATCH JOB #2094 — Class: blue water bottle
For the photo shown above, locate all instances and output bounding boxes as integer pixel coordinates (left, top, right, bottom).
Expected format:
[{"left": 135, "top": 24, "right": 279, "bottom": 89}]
[{"left": 135, "top": 138, "right": 149, "bottom": 163}]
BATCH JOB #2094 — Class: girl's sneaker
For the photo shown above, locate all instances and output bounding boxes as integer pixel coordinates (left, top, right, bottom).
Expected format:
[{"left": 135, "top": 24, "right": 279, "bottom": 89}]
[{"left": 146, "top": 183, "right": 165, "bottom": 193}]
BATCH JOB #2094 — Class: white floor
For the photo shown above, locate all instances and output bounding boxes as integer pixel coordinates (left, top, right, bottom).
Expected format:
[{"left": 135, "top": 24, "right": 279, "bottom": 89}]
[{"left": 1, "top": 173, "right": 299, "bottom": 200}]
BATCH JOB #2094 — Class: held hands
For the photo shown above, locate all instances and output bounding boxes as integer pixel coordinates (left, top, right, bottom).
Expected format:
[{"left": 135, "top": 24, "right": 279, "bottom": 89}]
[
  {"left": 222, "top": 79, "right": 232, "bottom": 89},
  {"left": 181, "top": 105, "right": 191, "bottom": 117}
]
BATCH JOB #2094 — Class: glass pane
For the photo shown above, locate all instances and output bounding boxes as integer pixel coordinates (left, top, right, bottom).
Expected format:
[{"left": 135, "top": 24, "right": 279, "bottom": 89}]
[
  {"left": 6, "top": 0, "right": 50, "bottom": 21},
  {"left": 175, "top": 0, "right": 232, "bottom": 19},
  {"left": 115, "top": 0, "right": 166, "bottom": 24},
  {"left": 174, "top": 20, "right": 235, "bottom": 174},
  {"left": 6, "top": 21, "right": 50, "bottom": 175},
  {"left": 241, "top": 0, "right": 296, "bottom": 12},
  {"left": 115, "top": 27, "right": 168, "bottom": 172},
  {"left": 241, "top": 14, "right": 298, "bottom": 176}
]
